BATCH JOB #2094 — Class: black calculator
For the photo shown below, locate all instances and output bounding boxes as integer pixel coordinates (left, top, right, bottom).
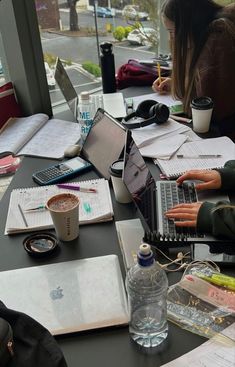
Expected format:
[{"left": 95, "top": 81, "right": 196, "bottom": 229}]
[{"left": 32, "top": 157, "right": 92, "bottom": 185}]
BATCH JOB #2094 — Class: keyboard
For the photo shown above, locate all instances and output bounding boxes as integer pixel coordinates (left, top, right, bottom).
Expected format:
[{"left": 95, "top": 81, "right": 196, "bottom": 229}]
[
  {"left": 91, "top": 94, "right": 104, "bottom": 111},
  {"left": 157, "top": 181, "right": 198, "bottom": 238}
]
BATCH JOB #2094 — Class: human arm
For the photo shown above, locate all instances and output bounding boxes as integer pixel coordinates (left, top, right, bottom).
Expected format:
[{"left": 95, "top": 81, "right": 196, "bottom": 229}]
[{"left": 152, "top": 77, "right": 171, "bottom": 93}]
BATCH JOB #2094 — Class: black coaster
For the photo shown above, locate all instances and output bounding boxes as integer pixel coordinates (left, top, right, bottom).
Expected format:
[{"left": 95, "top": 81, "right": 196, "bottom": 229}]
[{"left": 23, "top": 233, "right": 58, "bottom": 257}]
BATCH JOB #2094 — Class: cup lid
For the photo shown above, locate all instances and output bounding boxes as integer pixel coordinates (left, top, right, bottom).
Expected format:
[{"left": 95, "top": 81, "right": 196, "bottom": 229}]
[
  {"left": 23, "top": 233, "right": 59, "bottom": 257},
  {"left": 109, "top": 159, "right": 124, "bottom": 177},
  {"left": 191, "top": 96, "right": 213, "bottom": 110}
]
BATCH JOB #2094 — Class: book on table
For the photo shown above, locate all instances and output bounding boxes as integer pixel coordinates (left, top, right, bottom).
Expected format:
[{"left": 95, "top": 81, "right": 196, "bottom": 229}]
[
  {"left": 5, "top": 178, "right": 113, "bottom": 234},
  {"left": 0, "top": 113, "right": 81, "bottom": 159}
]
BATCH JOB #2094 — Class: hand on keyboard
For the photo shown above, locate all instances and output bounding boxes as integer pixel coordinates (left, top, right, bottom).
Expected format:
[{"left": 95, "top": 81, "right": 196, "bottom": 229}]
[
  {"left": 165, "top": 202, "right": 203, "bottom": 227},
  {"left": 176, "top": 170, "right": 221, "bottom": 191}
]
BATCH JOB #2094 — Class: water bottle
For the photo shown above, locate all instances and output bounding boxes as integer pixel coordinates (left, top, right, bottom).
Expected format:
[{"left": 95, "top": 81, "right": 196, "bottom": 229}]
[
  {"left": 126, "top": 243, "right": 168, "bottom": 348},
  {"left": 100, "top": 42, "right": 116, "bottom": 94},
  {"left": 77, "top": 91, "right": 95, "bottom": 144}
]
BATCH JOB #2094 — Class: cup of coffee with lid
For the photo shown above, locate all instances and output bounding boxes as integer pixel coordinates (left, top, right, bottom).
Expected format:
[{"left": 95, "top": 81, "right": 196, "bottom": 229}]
[
  {"left": 109, "top": 160, "right": 132, "bottom": 204},
  {"left": 191, "top": 96, "right": 213, "bottom": 133},
  {"left": 46, "top": 193, "right": 79, "bottom": 242}
]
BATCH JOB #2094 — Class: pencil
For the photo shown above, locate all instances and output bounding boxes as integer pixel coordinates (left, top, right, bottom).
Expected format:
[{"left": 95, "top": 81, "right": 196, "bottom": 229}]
[
  {"left": 157, "top": 62, "right": 162, "bottom": 83},
  {"left": 18, "top": 204, "right": 28, "bottom": 227}
]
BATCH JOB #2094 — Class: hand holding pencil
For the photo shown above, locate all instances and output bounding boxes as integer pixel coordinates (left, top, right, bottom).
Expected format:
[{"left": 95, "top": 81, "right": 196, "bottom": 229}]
[{"left": 152, "top": 73, "right": 172, "bottom": 94}]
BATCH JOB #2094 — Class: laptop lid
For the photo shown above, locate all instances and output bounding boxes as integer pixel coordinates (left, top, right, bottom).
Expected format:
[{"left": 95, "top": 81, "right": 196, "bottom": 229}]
[
  {"left": 82, "top": 108, "right": 126, "bottom": 180},
  {"left": 54, "top": 57, "right": 78, "bottom": 120}
]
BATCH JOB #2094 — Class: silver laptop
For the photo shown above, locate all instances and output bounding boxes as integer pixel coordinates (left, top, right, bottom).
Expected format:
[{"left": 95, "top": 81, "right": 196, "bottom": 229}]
[
  {"left": 123, "top": 131, "right": 234, "bottom": 246},
  {"left": 54, "top": 58, "right": 127, "bottom": 119},
  {"left": 0, "top": 255, "right": 129, "bottom": 335}
]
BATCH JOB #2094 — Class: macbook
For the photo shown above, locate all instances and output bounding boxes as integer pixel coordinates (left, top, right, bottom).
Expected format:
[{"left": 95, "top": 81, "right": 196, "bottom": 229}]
[
  {"left": 123, "top": 131, "right": 234, "bottom": 247},
  {"left": 54, "top": 58, "right": 127, "bottom": 119}
]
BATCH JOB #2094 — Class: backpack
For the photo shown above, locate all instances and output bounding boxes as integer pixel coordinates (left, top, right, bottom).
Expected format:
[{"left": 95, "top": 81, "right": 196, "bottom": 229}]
[{"left": 0, "top": 301, "right": 67, "bottom": 367}]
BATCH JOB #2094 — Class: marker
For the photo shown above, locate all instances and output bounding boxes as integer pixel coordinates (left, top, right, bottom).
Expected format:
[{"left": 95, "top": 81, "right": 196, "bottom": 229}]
[
  {"left": 177, "top": 154, "right": 222, "bottom": 158},
  {"left": 57, "top": 183, "right": 97, "bottom": 193}
]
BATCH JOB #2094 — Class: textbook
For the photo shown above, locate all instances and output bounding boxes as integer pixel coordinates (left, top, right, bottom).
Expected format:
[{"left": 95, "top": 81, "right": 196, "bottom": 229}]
[
  {"left": 155, "top": 136, "right": 235, "bottom": 178},
  {"left": 0, "top": 113, "right": 81, "bottom": 159},
  {"left": 5, "top": 178, "right": 113, "bottom": 234}
]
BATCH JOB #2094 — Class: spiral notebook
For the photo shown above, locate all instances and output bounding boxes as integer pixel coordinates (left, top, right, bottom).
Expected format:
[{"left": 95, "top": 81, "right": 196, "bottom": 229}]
[
  {"left": 154, "top": 136, "right": 235, "bottom": 178},
  {"left": 5, "top": 178, "right": 113, "bottom": 234}
]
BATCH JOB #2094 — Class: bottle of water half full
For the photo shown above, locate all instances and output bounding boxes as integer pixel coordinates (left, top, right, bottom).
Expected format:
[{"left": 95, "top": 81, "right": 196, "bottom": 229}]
[
  {"left": 77, "top": 91, "right": 95, "bottom": 144},
  {"left": 126, "top": 243, "right": 168, "bottom": 348}
]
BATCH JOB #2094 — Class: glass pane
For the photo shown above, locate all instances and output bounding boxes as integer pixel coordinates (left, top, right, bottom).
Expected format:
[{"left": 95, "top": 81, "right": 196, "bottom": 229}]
[
  {"left": 35, "top": 0, "right": 159, "bottom": 114},
  {"left": 0, "top": 32, "right": 9, "bottom": 86}
]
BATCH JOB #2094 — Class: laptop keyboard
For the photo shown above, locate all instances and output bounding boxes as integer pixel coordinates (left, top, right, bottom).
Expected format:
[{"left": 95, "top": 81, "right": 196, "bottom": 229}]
[
  {"left": 91, "top": 95, "right": 104, "bottom": 111},
  {"left": 158, "top": 181, "right": 199, "bottom": 238}
]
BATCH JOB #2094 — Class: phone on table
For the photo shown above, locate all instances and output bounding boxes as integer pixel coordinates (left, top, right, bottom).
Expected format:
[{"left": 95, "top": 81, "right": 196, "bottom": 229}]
[
  {"left": 32, "top": 157, "right": 92, "bottom": 185},
  {"left": 191, "top": 243, "right": 235, "bottom": 266}
]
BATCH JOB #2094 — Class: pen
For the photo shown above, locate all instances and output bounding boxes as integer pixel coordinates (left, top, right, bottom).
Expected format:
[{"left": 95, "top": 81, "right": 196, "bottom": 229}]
[
  {"left": 18, "top": 204, "right": 28, "bottom": 227},
  {"left": 25, "top": 204, "right": 46, "bottom": 212},
  {"left": 177, "top": 154, "right": 222, "bottom": 158},
  {"left": 57, "top": 183, "right": 97, "bottom": 193},
  {"left": 170, "top": 115, "right": 192, "bottom": 124},
  {"left": 157, "top": 62, "right": 162, "bottom": 83}
]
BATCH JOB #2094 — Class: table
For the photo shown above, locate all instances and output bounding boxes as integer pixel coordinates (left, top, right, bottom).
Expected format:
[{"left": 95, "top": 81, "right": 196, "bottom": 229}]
[{"left": 0, "top": 155, "right": 215, "bottom": 367}]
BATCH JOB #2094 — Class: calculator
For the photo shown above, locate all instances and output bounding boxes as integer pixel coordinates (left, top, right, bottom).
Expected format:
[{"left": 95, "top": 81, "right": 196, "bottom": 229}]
[{"left": 32, "top": 157, "right": 92, "bottom": 185}]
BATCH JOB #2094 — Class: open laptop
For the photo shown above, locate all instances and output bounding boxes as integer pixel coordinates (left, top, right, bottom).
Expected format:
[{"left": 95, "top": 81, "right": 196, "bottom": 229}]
[
  {"left": 123, "top": 131, "right": 235, "bottom": 247},
  {"left": 54, "top": 57, "right": 127, "bottom": 119}
]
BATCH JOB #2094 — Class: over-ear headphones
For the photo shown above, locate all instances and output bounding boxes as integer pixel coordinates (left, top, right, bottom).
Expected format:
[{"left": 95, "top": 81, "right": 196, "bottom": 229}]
[{"left": 122, "top": 100, "right": 170, "bottom": 129}]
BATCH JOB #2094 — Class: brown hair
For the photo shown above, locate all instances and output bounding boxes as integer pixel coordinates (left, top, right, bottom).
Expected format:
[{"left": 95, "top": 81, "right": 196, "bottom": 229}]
[{"left": 161, "top": 0, "right": 235, "bottom": 114}]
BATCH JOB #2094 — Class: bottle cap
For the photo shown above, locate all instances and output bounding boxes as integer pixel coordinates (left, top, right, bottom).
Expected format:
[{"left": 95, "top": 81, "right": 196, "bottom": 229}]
[
  {"left": 80, "top": 91, "right": 90, "bottom": 101},
  {"left": 138, "top": 243, "right": 154, "bottom": 266},
  {"left": 100, "top": 42, "right": 113, "bottom": 55}
]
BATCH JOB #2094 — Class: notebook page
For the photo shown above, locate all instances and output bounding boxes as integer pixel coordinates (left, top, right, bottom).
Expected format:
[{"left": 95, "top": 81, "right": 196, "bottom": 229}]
[
  {"left": 156, "top": 136, "right": 235, "bottom": 178},
  {"left": 5, "top": 179, "right": 113, "bottom": 234}
]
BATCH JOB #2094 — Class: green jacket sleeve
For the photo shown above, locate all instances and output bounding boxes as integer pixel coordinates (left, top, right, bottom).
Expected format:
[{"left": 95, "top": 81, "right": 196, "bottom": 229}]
[
  {"left": 197, "top": 200, "right": 235, "bottom": 239},
  {"left": 217, "top": 160, "right": 235, "bottom": 191}
]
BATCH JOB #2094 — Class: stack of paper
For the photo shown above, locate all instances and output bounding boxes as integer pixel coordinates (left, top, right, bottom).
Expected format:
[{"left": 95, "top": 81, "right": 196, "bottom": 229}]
[{"left": 5, "top": 178, "right": 113, "bottom": 234}]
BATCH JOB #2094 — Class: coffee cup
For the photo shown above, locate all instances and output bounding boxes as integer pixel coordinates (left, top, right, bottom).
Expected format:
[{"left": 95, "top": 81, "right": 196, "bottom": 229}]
[
  {"left": 109, "top": 160, "right": 132, "bottom": 204},
  {"left": 46, "top": 193, "right": 79, "bottom": 242},
  {"left": 191, "top": 96, "right": 213, "bottom": 133}
]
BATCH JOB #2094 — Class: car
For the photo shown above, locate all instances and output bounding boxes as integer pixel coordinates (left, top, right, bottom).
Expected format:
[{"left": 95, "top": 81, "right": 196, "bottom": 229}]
[
  {"left": 94, "top": 7, "right": 113, "bottom": 18},
  {"left": 122, "top": 5, "right": 149, "bottom": 21},
  {"left": 44, "top": 62, "right": 56, "bottom": 89},
  {"left": 127, "top": 27, "right": 158, "bottom": 46}
]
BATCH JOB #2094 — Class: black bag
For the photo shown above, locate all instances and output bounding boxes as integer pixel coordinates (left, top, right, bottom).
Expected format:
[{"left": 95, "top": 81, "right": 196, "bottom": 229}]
[{"left": 0, "top": 301, "right": 67, "bottom": 367}]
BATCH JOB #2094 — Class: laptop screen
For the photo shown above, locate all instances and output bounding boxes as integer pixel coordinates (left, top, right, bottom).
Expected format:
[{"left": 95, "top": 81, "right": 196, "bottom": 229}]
[
  {"left": 123, "top": 131, "right": 158, "bottom": 233},
  {"left": 54, "top": 58, "right": 78, "bottom": 119},
  {"left": 82, "top": 109, "right": 126, "bottom": 180}
]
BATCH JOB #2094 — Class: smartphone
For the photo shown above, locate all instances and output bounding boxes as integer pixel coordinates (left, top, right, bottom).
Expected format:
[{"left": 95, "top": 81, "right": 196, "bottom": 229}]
[
  {"left": 32, "top": 157, "right": 92, "bottom": 185},
  {"left": 191, "top": 243, "right": 235, "bottom": 266}
]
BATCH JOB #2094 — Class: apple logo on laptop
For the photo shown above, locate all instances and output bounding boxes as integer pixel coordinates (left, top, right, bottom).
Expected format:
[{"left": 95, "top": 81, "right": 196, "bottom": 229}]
[{"left": 50, "top": 286, "right": 64, "bottom": 300}]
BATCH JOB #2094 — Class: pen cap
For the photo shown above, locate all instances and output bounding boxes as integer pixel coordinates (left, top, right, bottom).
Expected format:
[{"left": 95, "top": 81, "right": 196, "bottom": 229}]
[{"left": 109, "top": 160, "right": 132, "bottom": 204}]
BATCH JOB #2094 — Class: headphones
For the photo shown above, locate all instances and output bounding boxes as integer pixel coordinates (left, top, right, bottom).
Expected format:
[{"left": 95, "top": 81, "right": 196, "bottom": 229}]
[{"left": 122, "top": 100, "right": 170, "bottom": 129}]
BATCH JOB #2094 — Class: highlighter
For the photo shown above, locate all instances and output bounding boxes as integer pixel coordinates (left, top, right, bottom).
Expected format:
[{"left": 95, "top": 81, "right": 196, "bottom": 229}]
[{"left": 196, "top": 273, "right": 235, "bottom": 292}]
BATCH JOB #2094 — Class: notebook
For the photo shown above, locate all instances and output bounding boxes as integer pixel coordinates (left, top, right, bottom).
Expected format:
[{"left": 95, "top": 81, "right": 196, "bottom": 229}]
[
  {"left": 5, "top": 178, "right": 113, "bottom": 234},
  {"left": 0, "top": 255, "right": 129, "bottom": 335},
  {"left": 55, "top": 57, "right": 127, "bottom": 119},
  {"left": 82, "top": 109, "right": 126, "bottom": 180},
  {"left": 155, "top": 136, "right": 235, "bottom": 178},
  {"left": 122, "top": 131, "right": 233, "bottom": 246}
]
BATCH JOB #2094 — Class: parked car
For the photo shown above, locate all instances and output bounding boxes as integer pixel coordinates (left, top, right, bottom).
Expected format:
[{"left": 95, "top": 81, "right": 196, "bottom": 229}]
[
  {"left": 94, "top": 7, "right": 113, "bottom": 18},
  {"left": 44, "top": 62, "right": 56, "bottom": 89},
  {"left": 122, "top": 5, "right": 149, "bottom": 21},
  {"left": 127, "top": 27, "right": 158, "bottom": 46}
]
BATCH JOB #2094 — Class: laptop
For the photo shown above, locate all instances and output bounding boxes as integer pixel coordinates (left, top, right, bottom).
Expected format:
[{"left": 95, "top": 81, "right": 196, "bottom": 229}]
[
  {"left": 0, "top": 255, "right": 129, "bottom": 335},
  {"left": 123, "top": 131, "right": 235, "bottom": 247},
  {"left": 54, "top": 58, "right": 127, "bottom": 119},
  {"left": 81, "top": 108, "right": 126, "bottom": 180}
]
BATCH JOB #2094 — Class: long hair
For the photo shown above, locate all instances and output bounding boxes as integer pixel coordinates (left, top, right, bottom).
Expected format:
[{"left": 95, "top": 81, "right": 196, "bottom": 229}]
[{"left": 161, "top": 0, "right": 235, "bottom": 114}]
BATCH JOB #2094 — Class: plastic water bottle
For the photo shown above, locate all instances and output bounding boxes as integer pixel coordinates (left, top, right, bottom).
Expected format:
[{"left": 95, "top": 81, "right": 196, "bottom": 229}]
[
  {"left": 78, "top": 91, "right": 95, "bottom": 144},
  {"left": 126, "top": 243, "right": 168, "bottom": 348},
  {"left": 100, "top": 42, "right": 116, "bottom": 94}
]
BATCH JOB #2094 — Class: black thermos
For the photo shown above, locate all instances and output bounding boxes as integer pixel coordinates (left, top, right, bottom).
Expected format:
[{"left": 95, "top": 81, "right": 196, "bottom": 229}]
[{"left": 100, "top": 42, "right": 116, "bottom": 94}]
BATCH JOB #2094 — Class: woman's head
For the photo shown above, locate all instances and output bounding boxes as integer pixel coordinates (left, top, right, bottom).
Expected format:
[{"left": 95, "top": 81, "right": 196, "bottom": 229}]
[{"left": 161, "top": 0, "right": 223, "bottom": 112}]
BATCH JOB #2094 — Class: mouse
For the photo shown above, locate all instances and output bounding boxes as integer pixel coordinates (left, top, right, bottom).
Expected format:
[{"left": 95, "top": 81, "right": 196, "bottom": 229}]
[{"left": 64, "top": 144, "right": 81, "bottom": 158}]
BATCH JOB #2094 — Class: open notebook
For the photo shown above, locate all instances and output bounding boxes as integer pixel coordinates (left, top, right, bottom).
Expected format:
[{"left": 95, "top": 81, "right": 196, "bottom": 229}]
[
  {"left": 0, "top": 255, "right": 129, "bottom": 335},
  {"left": 5, "top": 178, "right": 113, "bottom": 234}
]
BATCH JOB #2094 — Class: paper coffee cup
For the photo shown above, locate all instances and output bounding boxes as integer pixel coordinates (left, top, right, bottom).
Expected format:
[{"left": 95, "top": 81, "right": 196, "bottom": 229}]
[
  {"left": 109, "top": 160, "right": 132, "bottom": 204},
  {"left": 46, "top": 193, "right": 79, "bottom": 242},
  {"left": 191, "top": 96, "right": 213, "bottom": 133}
]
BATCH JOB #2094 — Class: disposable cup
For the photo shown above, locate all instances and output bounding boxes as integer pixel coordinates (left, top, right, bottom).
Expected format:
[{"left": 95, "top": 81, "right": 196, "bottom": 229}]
[
  {"left": 109, "top": 160, "right": 132, "bottom": 204},
  {"left": 46, "top": 193, "right": 79, "bottom": 242},
  {"left": 191, "top": 96, "right": 213, "bottom": 133}
]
